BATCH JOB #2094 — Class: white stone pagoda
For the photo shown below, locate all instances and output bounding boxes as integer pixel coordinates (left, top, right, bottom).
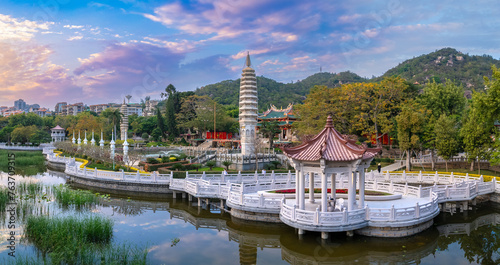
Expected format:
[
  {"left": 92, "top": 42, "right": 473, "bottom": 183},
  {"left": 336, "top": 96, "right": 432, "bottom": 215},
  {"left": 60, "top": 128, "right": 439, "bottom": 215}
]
[
  {"left": 120, "top": 99, "right": 128, "bottom": 140},
  {"left": 239, "top": 53, "right": 258, "bottom": 156},
  {"left": 50, "top": 125, "right": 65, "bottom": 142}
]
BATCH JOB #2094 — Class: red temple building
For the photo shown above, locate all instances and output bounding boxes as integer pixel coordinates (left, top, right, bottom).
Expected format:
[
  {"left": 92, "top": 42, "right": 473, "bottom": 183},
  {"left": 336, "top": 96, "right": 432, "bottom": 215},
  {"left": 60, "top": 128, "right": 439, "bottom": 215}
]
[{"left": 257, "top": 103, "right": 297, "bottom": 143}]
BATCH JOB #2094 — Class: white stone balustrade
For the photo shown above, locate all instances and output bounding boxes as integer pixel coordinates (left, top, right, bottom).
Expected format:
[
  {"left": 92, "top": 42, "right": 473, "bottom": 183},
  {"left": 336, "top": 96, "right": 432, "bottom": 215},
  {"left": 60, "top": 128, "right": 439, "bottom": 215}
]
[{"left": 44, "top": 148, "right": 500, "bottom": 232}]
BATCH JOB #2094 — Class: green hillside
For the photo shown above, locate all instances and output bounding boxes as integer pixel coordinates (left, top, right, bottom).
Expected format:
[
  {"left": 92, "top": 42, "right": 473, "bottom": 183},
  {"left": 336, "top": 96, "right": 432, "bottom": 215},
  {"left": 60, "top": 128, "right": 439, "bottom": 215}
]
[
  {"left": 195, "top": 48, "right": 499, "bottom": 110},
  {"left": 379, "top": 47, "right": 500, "bottom": 90},
  {"left": 194, "top": 71, "right": 366, "bottom": 111}
]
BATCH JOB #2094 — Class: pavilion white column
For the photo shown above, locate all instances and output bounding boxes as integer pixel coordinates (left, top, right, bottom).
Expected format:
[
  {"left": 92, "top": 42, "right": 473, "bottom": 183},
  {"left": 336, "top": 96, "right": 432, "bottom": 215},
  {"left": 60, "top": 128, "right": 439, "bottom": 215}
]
[
  {"left": 309, "top": 172, "right": 315, "bottom": 203},
  {"left": 331, "top": 173, "right": 336, "bottom": 200},
  {"left": 299, "top": 170, "right": 305, "bottom": 210},
  {"left": 321, "top": 170, "right": 327, "bottom": 212},
  {"left": 348, "top": 171, "right": 357, "bottom": 211},
  {"left": 359, "top": 170, "right": 366, "bottom": 208},
  {"left": 295, "top": 169, "right": 300, "bottom": 206}
]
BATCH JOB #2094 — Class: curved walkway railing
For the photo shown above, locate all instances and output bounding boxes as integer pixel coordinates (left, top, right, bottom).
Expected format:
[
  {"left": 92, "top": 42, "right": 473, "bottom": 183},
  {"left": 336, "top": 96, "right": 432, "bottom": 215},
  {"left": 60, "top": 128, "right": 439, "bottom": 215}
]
[
  {"left": 1, "top": 143, "right": 53, "bottom": 151},
  {"left": 44, "top": 147, "right": 500, "bottom": 232}
]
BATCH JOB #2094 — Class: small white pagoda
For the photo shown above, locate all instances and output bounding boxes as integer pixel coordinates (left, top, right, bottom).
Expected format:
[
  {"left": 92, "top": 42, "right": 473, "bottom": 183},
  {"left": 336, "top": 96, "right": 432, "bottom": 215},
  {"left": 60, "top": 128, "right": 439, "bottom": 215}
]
[{"left": 51, "top": 125, "right": 65, "bottom": 142}]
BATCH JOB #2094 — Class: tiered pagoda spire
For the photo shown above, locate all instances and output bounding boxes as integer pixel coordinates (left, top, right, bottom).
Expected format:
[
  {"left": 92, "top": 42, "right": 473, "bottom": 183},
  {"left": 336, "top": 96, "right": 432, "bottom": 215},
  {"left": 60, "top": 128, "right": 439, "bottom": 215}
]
[{"left": 239, "top": 53, "right": 258, "bottom": 156}]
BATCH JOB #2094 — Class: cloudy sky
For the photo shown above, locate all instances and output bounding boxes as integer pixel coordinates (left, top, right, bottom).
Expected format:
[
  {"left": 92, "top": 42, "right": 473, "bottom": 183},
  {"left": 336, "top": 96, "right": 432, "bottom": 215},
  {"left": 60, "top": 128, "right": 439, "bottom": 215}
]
[{"left": 0, "top": 0, "right": 499, "bottom": 108}]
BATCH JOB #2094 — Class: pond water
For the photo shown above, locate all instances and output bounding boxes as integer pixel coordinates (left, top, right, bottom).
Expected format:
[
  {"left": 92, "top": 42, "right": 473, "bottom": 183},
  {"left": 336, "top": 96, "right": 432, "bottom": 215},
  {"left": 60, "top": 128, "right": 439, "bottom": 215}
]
[{"left": 1, "top": 167, "right": 499, "bottom": 264}]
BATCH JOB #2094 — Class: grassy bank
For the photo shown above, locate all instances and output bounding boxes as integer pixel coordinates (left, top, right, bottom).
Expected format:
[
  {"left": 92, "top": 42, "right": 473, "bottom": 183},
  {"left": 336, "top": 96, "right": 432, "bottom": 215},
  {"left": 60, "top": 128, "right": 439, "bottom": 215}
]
[{"left": 0, "top": 149, "right": 46, "bottom": 175}]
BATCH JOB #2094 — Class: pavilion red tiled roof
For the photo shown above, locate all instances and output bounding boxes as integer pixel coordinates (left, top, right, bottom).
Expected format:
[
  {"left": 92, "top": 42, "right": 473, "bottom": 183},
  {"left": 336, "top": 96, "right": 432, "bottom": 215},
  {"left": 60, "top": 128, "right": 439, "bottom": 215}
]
[
  {"left": 52, "top": 125, "right": 64, "bottom": 130},
  {"left": 283, "top": 116, "right": 381, "bottom": 162}
]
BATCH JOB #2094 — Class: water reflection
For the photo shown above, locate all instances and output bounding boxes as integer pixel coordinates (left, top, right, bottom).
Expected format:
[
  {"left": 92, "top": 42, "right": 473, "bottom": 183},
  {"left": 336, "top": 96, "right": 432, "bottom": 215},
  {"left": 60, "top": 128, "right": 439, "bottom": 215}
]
[
  {"left": 99, "top": 194, "right": 500, "bottom": 265},
  {"left": 1, "top": 170, "right": 499, "bottom": 265}
]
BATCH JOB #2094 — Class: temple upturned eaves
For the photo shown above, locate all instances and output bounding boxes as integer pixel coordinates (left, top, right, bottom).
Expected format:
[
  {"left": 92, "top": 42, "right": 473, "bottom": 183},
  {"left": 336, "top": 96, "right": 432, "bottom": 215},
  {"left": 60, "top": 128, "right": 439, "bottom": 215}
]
[{"left": 283, "top": 115, "right": 380, "bottom": 162}]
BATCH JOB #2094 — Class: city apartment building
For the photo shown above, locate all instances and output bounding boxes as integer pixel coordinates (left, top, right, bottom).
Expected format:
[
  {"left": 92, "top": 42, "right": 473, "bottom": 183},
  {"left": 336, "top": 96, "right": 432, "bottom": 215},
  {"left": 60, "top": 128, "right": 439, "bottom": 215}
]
[
  {"left": 54, "top": 102, "right": 67, "bottom": 114},
  {"left": 61, "top": 102, "right": 84, "bottom": 116},
  {"left": 89, "top": 104, "right": 110, "bottom": 115}
]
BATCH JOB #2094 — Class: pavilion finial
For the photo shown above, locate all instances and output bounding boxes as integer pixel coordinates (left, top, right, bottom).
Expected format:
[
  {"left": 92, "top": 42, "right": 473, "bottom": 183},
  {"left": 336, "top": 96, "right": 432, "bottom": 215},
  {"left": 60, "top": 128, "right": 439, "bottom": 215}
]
[
  {"left": 245, "top": 52, "right": 251, "bottom": 67},
  {"left": 325, "top": 116, "right": 333, "bottom": 128}
]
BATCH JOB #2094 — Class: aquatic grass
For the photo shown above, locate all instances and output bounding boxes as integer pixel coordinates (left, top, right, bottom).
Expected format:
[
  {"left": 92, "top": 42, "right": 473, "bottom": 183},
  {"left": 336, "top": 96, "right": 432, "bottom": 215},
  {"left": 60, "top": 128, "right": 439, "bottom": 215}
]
[
  {"left": 53, "top": 184, "right": 98, "bottom": 208},
  {"left": 4, "top": 243, "right": 149, "bottom": 265},
  {"left": 0, "top": 187, "right": 9, "bottom": 212},
  {"left": 25, "top": 215, "right": 113, "bottom": 246},
  {"left": 0, "top": 150, "right": 45, "bottom": 167},
  {"left": 23, "top": 215, "right": 149, "bottom": 265},
  {"left": 18, "top": 181, "right": 43, "bottom": 196}
]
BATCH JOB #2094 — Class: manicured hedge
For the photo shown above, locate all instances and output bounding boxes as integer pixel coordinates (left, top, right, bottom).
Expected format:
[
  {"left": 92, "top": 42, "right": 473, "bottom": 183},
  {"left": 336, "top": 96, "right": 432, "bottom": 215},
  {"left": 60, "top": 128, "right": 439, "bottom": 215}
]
[{"left": 144, "top": 160, "right": 189, "bottom": 172}]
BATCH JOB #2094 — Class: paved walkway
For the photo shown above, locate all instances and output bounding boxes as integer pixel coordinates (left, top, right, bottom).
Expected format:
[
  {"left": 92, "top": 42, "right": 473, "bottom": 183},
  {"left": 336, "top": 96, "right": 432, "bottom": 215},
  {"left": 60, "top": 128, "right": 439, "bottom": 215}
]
[{"left": 283, "top": 195, "right": 431, "bottom": 211}]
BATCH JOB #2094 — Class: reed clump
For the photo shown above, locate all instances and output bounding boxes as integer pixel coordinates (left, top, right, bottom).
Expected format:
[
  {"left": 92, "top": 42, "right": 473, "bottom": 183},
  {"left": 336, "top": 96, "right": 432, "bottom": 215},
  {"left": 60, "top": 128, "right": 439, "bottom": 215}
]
[
  {"left": 25, "top": 215, "right": 114, "bottom": 264},
  {"left": 53, "top": 184, "right": 98, "bottom": 208},
  {"left": 18, "top": 181, "right": 43, "bottom": 196},
  {"left": 0, "top": 187, "right": 9, "bottom": 212}
]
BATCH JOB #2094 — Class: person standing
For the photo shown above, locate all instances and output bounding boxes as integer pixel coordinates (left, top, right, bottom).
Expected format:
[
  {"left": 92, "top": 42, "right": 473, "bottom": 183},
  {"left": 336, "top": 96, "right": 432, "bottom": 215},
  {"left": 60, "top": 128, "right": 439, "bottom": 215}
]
[{"left": 377, "top": 163, "right": 382, "bottom": 173}]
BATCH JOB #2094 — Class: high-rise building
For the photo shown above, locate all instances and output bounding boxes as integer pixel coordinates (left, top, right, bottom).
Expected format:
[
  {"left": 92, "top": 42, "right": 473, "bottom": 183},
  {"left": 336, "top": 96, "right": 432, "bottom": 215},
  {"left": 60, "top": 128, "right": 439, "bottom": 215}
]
[
  {"left": 239, "top": 53, "right": 258, "bottom": 156},
  {"left": 54, "top": 102, "right": 67, "bottom": 114},
  {"left": 89, "top": 104, "right": 109, "bottom": 115},
  {"left": 14, "top": 99, "right": 26, "bottom": 110},
  {"left": 61, "top": 102, "right": 84, "bottom": 116}
]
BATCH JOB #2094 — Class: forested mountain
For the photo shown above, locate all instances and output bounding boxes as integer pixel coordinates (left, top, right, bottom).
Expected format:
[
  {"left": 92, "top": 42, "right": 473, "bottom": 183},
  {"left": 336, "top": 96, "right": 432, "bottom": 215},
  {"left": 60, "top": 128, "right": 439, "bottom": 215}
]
[
  {"left": 378, "top": 47, "right": 500, "bottom": 90},
  {"left": 194, "top": 71, "right": 366, "bottom": 111},
  {"left": 195, "top": 48, "right": 499, "bottom": 109}
]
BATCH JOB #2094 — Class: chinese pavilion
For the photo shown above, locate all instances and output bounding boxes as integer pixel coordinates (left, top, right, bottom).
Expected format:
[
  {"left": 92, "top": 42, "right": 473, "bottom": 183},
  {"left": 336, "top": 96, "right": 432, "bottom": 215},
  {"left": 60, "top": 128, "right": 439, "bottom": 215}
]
[{"left": 257, "top": 103, "right": 297, "bottom": 142}]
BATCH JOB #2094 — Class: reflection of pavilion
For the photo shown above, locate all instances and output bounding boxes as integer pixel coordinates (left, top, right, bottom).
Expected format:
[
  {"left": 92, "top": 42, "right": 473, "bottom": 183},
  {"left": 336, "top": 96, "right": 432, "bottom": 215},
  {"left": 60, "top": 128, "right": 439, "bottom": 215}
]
[{"left": 94, "top": 194, "right": 500, "bottom": 265}]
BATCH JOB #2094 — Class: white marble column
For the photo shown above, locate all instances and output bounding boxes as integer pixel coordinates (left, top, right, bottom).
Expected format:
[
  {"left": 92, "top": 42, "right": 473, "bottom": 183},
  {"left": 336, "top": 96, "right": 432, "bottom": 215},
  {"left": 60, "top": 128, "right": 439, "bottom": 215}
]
[
  {"left": 359, "top": 170, "right": 366, "bottom": 208},
  {"left": 299, "top": 170, "right": 305, "bottom": 210},
  {"left": 348, "top": 171, "right": 357, "bottom": 211},
  {"left": 295, "top": 169, "right": 300, "bottom": 206},
  {"left": 331, "top": 173, "right": 336, "bottom": 200},
  {"left": 321, "top": 171, "right": 327, "bottom": 212},
  {"left": 309, "top": 172, "right": 315, "bottom": 203}
]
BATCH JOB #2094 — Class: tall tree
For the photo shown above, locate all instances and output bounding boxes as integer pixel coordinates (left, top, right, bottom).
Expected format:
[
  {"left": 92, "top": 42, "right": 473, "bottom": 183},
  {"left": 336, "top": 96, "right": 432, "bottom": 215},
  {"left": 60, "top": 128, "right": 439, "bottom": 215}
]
[
  {"left": 460, "top": 94, "right": 493, "bottom": 171},
  {"left": 101, "top": 108, "right": 123, "bottom": 138},
  {"left": 434, "top": 114, "right": 459, "bottom": 171},
  {"left": 176, "top": 95, "right": 237, "bottom": 136},
  {"left": 357, "top": 77, "right": 409, "bottom": 145},
  {"left": 419, "top": 80, "right": 466, "bottom": 169},
  {"left": 395, "top": 101, "right": 428, "bottom": 170},
  {"left": 10, "top": 125, "right": 37, "bottom": 144},
  {"left": 163, "top": 84, "right": 181, "bottom": 137},
  {"left": 156, "top": 106, "right": 165, "bottom": 140},
  {"left": 259, "top": 120, "right": 281, "bottom": 149}
]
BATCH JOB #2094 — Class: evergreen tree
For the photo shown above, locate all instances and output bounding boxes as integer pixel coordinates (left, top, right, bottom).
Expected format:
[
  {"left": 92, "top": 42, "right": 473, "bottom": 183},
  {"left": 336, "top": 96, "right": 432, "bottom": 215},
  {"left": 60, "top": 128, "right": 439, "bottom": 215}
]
[
  {"left": 156, "top": 106, "right": 165, "bottom": 140},
  {"left": 434, "top": 114, "right": 459, "bottom": 171}
]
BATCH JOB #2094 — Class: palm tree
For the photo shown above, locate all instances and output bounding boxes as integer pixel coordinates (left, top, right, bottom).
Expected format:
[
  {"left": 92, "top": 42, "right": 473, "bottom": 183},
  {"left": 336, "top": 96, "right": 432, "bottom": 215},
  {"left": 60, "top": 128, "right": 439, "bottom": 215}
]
[{"left": 102, "top": 108, "right": 123, "bottom": 139}]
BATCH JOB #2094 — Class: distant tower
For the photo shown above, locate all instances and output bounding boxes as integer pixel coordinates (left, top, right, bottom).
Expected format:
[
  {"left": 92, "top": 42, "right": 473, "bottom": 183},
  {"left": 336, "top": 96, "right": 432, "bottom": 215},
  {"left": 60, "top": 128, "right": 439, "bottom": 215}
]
[
  {"left": 239, "top": 53, "right": 258, "bottom": 156},
  {"left": 120, "top": 99, "right": 128, "bottom": 140},
  {"left": 126, "top": 95, "right": 132, "bottom": 104}
]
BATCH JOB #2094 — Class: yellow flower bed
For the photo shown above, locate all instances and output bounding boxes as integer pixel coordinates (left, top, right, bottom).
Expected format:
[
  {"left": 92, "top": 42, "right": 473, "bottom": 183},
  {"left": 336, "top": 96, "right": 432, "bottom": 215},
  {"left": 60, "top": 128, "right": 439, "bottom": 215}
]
[
  {"left": 53, "top": 149, "right": 147, "bottom": 173},
  {"left": 388, "top": 171, "right": 500, "bottom": 181},
  {"left": 75, "top": 158, "right": 90, "bottom": 168}
]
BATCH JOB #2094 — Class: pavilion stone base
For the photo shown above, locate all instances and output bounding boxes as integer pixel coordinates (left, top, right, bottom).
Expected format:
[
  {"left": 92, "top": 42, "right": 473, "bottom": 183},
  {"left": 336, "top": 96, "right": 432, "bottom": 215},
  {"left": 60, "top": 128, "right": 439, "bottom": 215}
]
[
  {"left": 355, "top": 220, "right": 433, "bottom": 237},
  {"left": 230, "top": 208, "right": 281, "bottom": 223}
]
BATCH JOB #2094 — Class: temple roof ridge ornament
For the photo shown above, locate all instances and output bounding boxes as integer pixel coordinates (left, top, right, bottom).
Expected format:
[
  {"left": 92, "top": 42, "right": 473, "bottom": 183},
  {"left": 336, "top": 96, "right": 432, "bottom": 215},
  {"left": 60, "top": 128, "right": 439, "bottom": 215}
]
[
  {"left": 262, "top": 103, "right": 294, "bottom": 117},
  {"left": 283, "top": 115, "right": 381, "bottom": 162}
]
